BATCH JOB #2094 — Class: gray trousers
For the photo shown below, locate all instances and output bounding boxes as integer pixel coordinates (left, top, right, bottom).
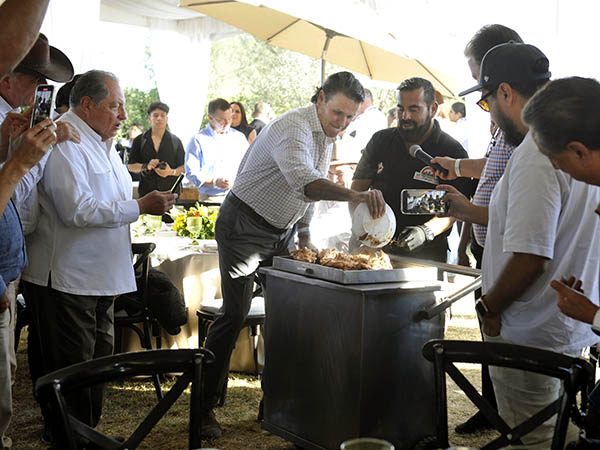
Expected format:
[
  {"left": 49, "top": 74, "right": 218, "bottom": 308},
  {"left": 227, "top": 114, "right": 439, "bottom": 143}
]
[
  {"left": 205, "top": 194, "right": 295, "bottom": 407},
  {"left": 25, "top": 281, "right": 114, "bottom": 430}
]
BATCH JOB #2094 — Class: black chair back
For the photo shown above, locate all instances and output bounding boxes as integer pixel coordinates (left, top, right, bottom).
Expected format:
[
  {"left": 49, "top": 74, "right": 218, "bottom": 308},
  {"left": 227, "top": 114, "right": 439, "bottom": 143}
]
[
  {"left": 422, "top": 339, "right": 595, "bottom": 450},
  {"left": 35, "top": 348, "right": 214, "bottom": 450}
]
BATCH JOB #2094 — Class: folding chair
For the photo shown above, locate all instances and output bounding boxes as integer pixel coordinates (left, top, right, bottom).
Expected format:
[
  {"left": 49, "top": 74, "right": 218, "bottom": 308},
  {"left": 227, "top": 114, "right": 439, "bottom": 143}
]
[
  {"left": 35, "top": 348, "right": 214, "bottom": 450},
  {"left": 422, "top": 339, "right": 595, "bottom": 450}
]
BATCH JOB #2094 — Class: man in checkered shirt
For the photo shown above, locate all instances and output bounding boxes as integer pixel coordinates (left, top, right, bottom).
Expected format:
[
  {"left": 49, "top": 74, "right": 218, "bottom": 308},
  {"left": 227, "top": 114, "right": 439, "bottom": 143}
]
[{"left": 200, "top": 71, "right": 385, "bottom": 438}]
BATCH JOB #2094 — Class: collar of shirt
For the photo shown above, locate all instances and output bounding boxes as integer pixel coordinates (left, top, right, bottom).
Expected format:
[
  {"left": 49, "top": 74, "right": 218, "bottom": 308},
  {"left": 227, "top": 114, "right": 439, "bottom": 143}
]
[
  {"left": 63, "top": 110, "right": 114, "bottom": 154},
  {"left": 0, "top": 95, "right": 17, "bottom": 121}
]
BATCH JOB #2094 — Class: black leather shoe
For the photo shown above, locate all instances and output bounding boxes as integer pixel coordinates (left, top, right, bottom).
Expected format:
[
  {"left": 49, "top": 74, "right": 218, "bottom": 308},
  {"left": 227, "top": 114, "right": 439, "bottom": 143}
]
[
  {"left": 200, "top": 409, "right": 223, "bottom": 439},
  {"left": 455, "top": 411, "right": 493, "bottom": 434}
]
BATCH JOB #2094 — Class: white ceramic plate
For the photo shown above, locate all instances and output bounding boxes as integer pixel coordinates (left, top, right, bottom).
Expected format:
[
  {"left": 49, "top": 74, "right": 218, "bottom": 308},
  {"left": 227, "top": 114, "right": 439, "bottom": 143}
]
[{"left": 351, "top": 203, "right": 396, "bottom": 248}]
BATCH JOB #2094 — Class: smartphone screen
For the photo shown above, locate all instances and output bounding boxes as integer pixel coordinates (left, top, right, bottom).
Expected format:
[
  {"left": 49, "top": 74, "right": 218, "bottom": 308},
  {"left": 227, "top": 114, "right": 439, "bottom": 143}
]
[
  {"left": 170, "top": 174, "right": 184, "bottom": 193},
  {"left": 30, "top": 84, "right": 55, "bottom": 127},
  {"left": 400, "top": 189, "right": 447, "bottom": 215}
]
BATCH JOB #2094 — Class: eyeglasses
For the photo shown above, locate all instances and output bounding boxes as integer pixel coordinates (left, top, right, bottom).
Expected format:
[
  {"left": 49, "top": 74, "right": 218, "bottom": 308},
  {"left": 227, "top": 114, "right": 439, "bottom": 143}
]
[{"left": 477, "top": 87, "right": 498, "bottom": 112}]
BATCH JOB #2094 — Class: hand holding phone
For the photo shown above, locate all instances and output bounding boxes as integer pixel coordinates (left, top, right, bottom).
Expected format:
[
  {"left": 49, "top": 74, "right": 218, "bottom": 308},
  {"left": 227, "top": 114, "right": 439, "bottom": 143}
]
[
  {"left": 31, "top": 85, "right": 54, "bottom": 128},
  {"left": 400, "top": 189, "right": 447, "bottom": 215}
]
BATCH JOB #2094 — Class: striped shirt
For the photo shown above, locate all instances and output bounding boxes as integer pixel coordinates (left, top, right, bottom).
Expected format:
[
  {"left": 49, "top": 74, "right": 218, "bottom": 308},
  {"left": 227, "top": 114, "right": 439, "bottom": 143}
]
[
  {"left": 232, "top": 104, "right": 334, "bottom": 230},
  {"left": 472, "top": 130, "right": 516, "bottom": 246}
]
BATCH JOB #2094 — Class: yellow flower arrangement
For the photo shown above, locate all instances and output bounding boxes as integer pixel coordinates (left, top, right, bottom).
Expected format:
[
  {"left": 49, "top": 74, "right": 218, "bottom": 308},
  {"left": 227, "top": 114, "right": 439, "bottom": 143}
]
[{"left": 171, "top": 203, "right": 219, "bottom": 240}]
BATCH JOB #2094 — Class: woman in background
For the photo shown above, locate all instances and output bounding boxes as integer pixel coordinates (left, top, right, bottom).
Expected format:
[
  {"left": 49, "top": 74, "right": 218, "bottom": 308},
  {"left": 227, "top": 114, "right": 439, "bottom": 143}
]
[{"left": 231, "top": 101, "right": 256, "bottom": 145}]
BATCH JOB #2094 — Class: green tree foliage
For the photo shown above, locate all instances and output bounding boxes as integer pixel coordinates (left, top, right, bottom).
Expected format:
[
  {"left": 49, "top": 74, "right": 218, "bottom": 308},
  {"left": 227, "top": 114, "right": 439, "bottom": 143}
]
[
  {"left": 120, "top": 86, "right": 160, "bottom": 139},
  {"left": 204, "top": 34, "right": 398, "bottom": 129}
]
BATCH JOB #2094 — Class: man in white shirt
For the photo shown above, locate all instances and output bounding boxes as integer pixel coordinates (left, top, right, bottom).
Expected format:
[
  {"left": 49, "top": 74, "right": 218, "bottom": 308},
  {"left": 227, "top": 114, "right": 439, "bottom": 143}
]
[
  {"left": 441, "top": 43, "right": 600, "bottom": 446},
  {"left": 202, "top": 72, "right": 385, "bottom": 438},
  {"left": 522, "top": 76, "right": 600, "bottom": 442},
  {"left": 21, "top": 70, "right": 176, "bottom": 446},
  {"left": 185, "top": 98, "right": 248, "bottom": 203}
]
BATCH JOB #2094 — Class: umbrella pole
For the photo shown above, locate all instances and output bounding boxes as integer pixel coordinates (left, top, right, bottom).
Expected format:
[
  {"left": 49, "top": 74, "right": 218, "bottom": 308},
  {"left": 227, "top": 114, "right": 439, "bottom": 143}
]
[{"left": 320, "top": 30, "right": 335, "bottom": 85}]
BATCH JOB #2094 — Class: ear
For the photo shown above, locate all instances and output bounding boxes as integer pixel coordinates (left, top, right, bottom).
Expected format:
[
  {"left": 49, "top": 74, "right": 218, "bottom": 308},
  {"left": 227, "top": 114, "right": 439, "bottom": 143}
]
[
  {"left": 78, "top": 96, "right": 94, "bottom": 117},
  {"left": 566, "top": 141, "right": 591, "bottom": 161},
  {"left": 497, "top": 82, "right": 514, "bottom": 106},
  {"left": 430, "top": 102, "right": 439, "bottom": 117},
  {"left": 317, "top": 89, "right": 325, "bottom": 108}
]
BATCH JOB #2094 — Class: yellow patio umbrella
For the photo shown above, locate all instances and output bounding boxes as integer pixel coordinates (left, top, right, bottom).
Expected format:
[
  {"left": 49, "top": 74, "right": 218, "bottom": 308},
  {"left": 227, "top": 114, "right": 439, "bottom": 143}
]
[{"left": 180, "top": 0, "right": 459, "bottom": 97}]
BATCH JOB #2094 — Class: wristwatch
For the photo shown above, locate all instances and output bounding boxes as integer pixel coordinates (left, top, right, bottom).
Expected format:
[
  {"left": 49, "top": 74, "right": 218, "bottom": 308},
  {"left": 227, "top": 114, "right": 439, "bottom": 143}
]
[
  {"left": 475, "top": 297, "right": 498, "bottom": 318},
  {"left": 592, "top": 308, "right": 600, "bottom": 336}
]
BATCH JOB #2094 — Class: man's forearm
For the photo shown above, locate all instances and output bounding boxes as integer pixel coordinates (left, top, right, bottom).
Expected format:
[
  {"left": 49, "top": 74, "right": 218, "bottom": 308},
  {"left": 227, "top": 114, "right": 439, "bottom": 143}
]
[
  {"left": 424, "top": 216, "right": 455, "bottom": 236},
  {"left": 304, "top": 178, "right": 360, "bottom": 203},
  {"left": 458, "top": 157, "right": 487, "bottom": 179},
  {"left": 0, "top": 0, "right": 50, "bottom": 77},
  {"left": 0, "top": 158, "right": 27, "bottom": 216},
  {"left": 484, "top": 253, "right": 548, "bottom": 313}
]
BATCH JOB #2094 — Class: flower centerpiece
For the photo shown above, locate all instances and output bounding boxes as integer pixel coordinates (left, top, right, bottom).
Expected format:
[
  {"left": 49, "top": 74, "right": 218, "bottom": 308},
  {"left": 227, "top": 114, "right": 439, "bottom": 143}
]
[{"left": 171, "top": 202, "right": 219, "bottom": 242}]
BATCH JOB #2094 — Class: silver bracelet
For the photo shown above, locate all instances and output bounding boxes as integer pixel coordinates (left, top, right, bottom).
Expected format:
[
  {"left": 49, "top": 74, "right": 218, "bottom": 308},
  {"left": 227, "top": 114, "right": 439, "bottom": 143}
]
[
  {"left": 454, "top": 159, "right": 462, "bottom": 177},
  {"left": 297, "top": 226, "right": 310, "bottom": 236}
]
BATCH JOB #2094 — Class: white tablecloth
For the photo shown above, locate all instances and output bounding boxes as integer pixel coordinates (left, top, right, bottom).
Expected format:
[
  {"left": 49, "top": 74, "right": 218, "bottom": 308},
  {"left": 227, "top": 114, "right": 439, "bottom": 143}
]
[{"left": 125, "top": 227, "right": 260, "bottom": 373}]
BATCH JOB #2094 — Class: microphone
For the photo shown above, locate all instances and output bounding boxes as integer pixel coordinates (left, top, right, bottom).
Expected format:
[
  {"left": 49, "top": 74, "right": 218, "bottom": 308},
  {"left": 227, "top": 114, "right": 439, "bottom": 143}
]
[{"left": 408, "top": 144, "right": 449, "bottom": 177}]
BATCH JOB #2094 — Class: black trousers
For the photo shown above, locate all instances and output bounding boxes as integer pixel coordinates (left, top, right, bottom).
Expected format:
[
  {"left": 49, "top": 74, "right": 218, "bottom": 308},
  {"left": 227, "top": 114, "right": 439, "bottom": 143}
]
[
  {"left": 470, "top": 233, "right": 497, "bottom": 409},
  {"left": 23, "top": 280, "right": 114, "bottom": 432},
  {"left": 205, "top": 194, "right": 295, "bottom": 408}
]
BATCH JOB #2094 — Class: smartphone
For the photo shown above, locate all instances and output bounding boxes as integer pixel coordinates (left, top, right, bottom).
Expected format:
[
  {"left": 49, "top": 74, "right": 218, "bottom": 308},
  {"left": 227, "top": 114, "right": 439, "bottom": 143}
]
[
  {"left": 30, "top": 84, "right": 54, "bottom": 127},
  {"left": 170, "top": 174, "right": 184, "bottom": 193},
  {"left": 400, "top": 189, "right": 447, "bottom": 215}
]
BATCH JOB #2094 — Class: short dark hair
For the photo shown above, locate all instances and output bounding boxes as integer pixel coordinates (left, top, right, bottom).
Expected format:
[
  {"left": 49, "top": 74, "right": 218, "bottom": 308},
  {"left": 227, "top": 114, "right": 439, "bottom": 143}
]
[
  {"left": 55, "top": 74, "right": 81, "bottom": 110},
  {"left": 464, "top": 24, "right": 523, "bottom": 64},
  {"left": 310, "top": 71, "right": 365, "bottom": 104},
  {"left": 522, "top": 77, "right": 600, "bottom": 154},
  {"left": 451, "top": 102, "right": 466, "bottom": 118},
  {"left": 70, "top": 70, "right": 118, "bottom": 108},
  {"left": 208, "top": 98, "right": 230, "bottom": 115},
  {"left": 231, "top": 101, "right": 249, "bottom": 128},
  {"left": 397, "top": 77, "right": 436, "bottom": 106},
  {"left": 147, "top": 101, "right": 169, "bottom": 115}
]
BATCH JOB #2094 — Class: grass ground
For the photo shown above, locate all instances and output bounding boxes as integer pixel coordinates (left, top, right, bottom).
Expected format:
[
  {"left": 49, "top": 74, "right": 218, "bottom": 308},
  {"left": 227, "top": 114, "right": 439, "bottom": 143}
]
[{"left": 10, "top": 293, "right": 497, "bottom": 449}]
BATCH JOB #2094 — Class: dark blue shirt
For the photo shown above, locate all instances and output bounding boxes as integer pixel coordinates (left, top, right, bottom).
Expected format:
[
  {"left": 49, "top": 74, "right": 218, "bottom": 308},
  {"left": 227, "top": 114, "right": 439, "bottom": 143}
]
[{"left": 0, "top": 200, "right": 26, "bottom": 296}]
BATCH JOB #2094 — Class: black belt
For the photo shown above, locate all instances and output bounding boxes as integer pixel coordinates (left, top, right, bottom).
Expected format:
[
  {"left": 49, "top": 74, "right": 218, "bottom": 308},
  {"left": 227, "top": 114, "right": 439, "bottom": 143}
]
[{"left": 227, "top": 193, "right": 288, "bottom": 234}]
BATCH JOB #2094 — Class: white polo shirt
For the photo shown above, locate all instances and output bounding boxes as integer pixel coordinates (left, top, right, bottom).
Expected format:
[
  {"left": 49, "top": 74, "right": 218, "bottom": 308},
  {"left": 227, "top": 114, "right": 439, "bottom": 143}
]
[
  {"left": 22, "top": 111, "right": 140, "bottom": 296},
  {"left": 483, "top": 132, "right": 600, "bottom": 354}
]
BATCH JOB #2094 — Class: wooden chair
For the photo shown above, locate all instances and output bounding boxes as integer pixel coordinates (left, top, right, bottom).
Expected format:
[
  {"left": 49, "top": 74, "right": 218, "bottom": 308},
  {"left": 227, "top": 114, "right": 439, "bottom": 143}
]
[
  {"left": 422, "top": 339, "right": 595, "bottom": 450},
  {"left": 114, "top": 242, "right": 164, "bottom": 399},
  {"left": 35, "top": 348, "right": 215, "bottom": 450}
]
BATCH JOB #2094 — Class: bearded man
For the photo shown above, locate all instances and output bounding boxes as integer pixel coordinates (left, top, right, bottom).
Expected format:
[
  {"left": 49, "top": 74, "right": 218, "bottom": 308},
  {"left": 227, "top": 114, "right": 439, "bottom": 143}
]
[{"left": 351, "top": 77, "right": 474, "bottom": 262}]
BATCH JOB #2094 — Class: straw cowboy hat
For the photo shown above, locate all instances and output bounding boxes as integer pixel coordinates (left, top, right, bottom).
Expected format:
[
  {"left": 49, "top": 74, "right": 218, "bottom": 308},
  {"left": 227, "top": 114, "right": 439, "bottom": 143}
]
[{"left": 14, "top": 33, "right": 73, "bottom": 82}]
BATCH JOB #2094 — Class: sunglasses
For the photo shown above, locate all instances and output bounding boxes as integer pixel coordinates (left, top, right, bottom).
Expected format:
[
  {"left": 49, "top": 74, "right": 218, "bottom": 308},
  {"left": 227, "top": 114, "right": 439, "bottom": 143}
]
[{"left": 477, "top": 87, "right": 498, "bottom": 112}]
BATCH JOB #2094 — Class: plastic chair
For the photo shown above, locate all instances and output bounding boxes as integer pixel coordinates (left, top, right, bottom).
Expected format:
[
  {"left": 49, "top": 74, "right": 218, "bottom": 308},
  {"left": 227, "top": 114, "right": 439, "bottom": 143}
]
[
  {"left": 114, "top": 242, "right": 163, "bottom": 399},
  {"left": 35, "top": 348, "right": 215, "bottom": 450},
  {"left": 422, "top": 339, "right": 595, "bottom": 450}
]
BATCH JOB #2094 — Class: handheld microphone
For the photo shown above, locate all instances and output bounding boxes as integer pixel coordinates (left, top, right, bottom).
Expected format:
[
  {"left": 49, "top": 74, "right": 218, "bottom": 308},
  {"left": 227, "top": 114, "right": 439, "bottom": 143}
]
[{"left": 408, "top": 144, "right": 449, "bottom": 177}]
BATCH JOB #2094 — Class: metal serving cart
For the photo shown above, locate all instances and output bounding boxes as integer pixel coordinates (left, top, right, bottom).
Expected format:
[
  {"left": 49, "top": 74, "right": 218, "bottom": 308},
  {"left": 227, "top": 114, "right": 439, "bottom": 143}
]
[{"left": 260, "top": 256, "right": 480, "bottom": 450}]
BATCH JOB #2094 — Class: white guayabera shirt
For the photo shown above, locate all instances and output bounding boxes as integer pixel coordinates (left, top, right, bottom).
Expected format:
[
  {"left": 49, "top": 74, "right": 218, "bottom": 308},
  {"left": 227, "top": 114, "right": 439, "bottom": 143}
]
[{"left": 23, "top": 111, "right": 139, "bottom": 296}]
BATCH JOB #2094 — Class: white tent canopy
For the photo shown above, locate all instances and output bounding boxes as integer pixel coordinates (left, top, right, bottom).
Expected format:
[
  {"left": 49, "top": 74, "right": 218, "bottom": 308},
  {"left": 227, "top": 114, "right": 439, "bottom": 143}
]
[{"left": 41, "top": 0, "right": 238, "bottom": 143}]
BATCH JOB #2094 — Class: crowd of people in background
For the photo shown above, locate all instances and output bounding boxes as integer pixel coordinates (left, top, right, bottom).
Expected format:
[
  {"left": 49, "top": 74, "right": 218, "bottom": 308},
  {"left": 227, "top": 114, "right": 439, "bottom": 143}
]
[{"left": 1, "top": 0, "right": 600, "bottom": 448}]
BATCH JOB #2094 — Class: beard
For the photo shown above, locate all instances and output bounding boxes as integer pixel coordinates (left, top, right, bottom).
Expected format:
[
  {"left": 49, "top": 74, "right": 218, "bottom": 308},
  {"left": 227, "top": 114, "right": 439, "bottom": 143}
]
[
  {"left": 494, "top": 109, "right": 525, "bottom": 147},
  {"left": 397, "top": 114, "right": 433, "bottom": 142}
]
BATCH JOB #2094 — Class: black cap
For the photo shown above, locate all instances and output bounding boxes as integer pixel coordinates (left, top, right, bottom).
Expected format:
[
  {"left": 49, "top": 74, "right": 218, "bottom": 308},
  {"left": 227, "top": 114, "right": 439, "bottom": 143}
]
[{"left": 459, "top": 42, "right": 551, "bottom": 97}]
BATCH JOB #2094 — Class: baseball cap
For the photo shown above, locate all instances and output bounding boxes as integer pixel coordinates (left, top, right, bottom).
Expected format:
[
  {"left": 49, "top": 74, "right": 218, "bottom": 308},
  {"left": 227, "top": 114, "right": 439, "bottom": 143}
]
[{"left": 459, "top": 42, "right": 551, "bottom": 97}]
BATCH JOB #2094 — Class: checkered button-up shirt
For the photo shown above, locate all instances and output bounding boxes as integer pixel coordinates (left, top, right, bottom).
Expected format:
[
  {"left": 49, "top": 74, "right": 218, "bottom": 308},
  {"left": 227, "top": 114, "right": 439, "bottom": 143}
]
[
  {"left": 231, "top": 104, "right": 334, "bottom": 230},
  {"left": 472, "top": 130, "right": 516, "bottom": 246}
]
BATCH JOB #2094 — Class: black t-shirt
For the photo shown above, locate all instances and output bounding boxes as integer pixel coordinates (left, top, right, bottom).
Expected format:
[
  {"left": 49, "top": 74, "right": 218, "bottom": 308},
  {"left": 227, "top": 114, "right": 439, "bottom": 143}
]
[
  {"left": 129, "top": 129, "right": 185, "bottom": 197},
  {"left": 353, "top": 120, "right": 476, "bottom": 258},
  {"left": 250, "top": 118, "right": 266, "bottom": 135}
]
